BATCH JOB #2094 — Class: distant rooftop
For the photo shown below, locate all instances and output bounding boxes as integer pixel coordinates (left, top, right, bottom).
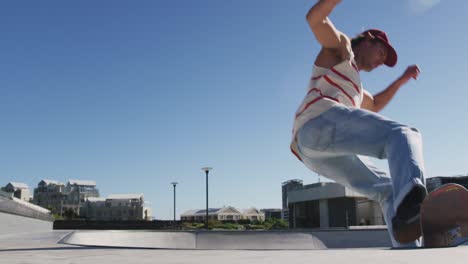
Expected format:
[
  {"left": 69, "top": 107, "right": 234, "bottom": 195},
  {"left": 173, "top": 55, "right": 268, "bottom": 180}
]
[
  {"left": 107, "top": 194, "right": 143, "bottom": 200},
  {"left": 181, "top": 208, "right": 222, "bottom": 216},
  {"left": 241, "top": 208, "right": 261, "bottom": 214},
  {"left": 40, "top": 179, "right": 64, "bottom": 186},
  {"left": 181, "top": 207, "right": 242, "bottom": 216},
  {"left": 68, "top": 180, "right": 96, "bottom": 186},
  {"left": 86, "top": 197, "right": 106, "bottom": 202},
  {"left": 7, "top": 182, "right": 29, "bottom": 189},
  {"left": 196, "top": 208, "right": 222, "bottom": 214},
  {"left": 282, "top": 179, "right": 303, "bottom": 186}
]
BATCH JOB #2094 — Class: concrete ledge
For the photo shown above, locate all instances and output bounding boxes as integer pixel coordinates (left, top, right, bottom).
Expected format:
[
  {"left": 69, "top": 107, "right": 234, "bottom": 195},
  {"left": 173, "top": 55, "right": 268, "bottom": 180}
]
[
  {"left": 60, "top": 230, "right": 327, "bottom": 250},
  {"left": 196, "top": 231, "right": 327, "bottom": 249},
  {"left": 60, "top": 229, "right": 391, "bottom": 249},
  {"left": 311, "top": 228, "right": 391, "bottom": 248},
  {"left": 0, "top": 196, "right": 53, "bottom": 222},
  {"left": 0, "top": 211, "right": 53, "bottom": 235}
]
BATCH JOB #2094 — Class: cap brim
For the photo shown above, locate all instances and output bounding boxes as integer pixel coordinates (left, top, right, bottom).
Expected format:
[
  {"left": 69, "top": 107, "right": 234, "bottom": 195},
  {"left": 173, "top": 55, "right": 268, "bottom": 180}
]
[{"left": 377, "top": 36, "right": 397, "bottom": 67}]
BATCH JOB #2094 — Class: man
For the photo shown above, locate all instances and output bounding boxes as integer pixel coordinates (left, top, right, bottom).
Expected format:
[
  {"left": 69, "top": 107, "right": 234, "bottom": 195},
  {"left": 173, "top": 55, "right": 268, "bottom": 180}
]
[{"left": 290, "top": 0, "right": 426, "bottom": 247}]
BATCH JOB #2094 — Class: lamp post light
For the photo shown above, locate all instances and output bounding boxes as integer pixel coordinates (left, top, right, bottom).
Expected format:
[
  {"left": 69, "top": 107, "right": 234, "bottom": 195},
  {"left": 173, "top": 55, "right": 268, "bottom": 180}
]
[
  {"left": 171, "top": 182, "right": 178, "bottom": 228},
  {"left": 201, "top": 167, "right": 212, "bottom": 229}
]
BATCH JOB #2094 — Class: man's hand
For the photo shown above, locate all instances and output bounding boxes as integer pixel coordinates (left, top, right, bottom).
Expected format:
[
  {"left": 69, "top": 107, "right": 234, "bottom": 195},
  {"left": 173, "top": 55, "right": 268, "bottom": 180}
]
[
  {"left": 401, "top": 65, "right": 421, "bottom": 81},
  {"left": 363, "top": 64, "right": 422, "bottom": 112}
]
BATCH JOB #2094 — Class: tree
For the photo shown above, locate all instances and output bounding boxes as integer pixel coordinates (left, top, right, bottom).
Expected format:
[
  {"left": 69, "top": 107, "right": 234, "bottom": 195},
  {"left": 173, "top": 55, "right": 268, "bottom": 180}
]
[{"left": 63, "top": 208, "right": 78, "bottom": 220}]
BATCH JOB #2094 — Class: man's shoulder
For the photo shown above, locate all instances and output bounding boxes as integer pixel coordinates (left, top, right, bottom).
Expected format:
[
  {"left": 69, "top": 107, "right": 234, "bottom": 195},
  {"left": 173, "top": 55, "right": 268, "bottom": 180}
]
[
  {"left": 314, "top": 31, "right": 352, "bottom": 68},
  {"left": 335, "top": 31, "right": 352, "bottom": 60},
  {"left": 315, "top": 48, "right": 351, "bottom": 68}
]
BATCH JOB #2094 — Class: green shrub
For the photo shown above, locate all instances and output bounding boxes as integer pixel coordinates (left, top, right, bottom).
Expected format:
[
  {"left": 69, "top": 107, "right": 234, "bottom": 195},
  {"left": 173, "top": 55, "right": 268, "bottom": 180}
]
[
  {"left": 268, "top": 219, "right": 288, "bottom": 230},
  {"left": 238, "top": 219, "right": 251, "bottom": 225},
  {"left": 52, "top": 214, "right": 63, "bottom": 220}
]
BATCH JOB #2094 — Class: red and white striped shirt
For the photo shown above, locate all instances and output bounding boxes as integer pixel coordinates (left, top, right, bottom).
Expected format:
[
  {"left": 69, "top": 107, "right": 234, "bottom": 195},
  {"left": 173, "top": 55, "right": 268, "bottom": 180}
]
[{"left": 291, "top": 54, "right": 363, "bottom": 161}]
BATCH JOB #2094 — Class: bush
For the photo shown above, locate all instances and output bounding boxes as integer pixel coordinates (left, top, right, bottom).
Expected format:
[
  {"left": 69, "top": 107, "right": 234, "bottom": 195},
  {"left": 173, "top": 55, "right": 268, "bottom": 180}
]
[
  {"left": 237, "top": 219, "right": 251, "bottom": 225},
  {"left": 247, "top": 224, "right": 264, "bottom": 230},
  {"left": 208, "top": 219, "right": 222, "bottom": 229},
  {"left": 222, "top": 223, "right": 240, "bottom": 230},
  {"left": 63, "top": 208, "right": 79, "bottom": 220},
  {"left": 268, "top": 219, "right": 288, "bottom": 230},
  {"left": 52, "top": 214, "right": 64, "bottom": 220},
  {"left": 182, "top": 222, "right": 204, "bottom": 229},
  {"left": 221, "top": 220, "right": 237, "bottom": 224},
  {"left": 251, "top": 220, "right": 262, "bottom": 225}
]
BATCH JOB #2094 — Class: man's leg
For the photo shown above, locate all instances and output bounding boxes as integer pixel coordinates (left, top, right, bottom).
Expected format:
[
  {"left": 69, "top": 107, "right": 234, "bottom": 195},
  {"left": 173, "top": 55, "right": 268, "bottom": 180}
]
[
  {"left": 297, "top": 105, "right": 427, "bottom": 244},
  {"left": 298, "top": 153, "right": 420, "bottom": 247}
]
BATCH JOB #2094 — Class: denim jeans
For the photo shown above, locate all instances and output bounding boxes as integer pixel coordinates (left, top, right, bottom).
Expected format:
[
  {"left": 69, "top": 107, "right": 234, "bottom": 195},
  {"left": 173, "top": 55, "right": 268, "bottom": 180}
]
[{"left": 296, "top": 104, "right": 426, "bottom": 248}]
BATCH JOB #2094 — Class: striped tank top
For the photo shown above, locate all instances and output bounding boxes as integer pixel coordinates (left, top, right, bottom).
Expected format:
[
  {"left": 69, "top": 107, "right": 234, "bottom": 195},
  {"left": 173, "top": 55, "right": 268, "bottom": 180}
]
[{"left": 291, "top": 53, "right": 363, "bottom": 161}]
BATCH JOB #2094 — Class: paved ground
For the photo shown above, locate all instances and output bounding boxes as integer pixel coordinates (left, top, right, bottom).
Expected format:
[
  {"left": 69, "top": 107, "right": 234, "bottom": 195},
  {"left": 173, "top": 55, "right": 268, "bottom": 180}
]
[
  {"left": 0, "top": 226, "right": 468, "bottom": 264},
  {"left": 1, "top": 230, "right": 468, "bottom": 264},
  {"left": 59, "top": 228, "right": 391, "bottom": 249},
  {"left": 2, "top": 207, "right": 468, "bottom": 264}
]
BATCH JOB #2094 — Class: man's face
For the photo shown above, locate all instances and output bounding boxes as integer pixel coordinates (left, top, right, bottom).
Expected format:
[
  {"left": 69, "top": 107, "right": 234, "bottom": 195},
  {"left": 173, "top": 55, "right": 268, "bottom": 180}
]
[{"left": 363, "top": 40, "right": 388, "bottom": 72}]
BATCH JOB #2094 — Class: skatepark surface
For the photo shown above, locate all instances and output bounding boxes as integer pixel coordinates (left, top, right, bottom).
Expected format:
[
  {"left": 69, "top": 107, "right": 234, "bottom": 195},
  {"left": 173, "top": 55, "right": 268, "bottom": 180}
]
[{"left": 2, "top": 198, "right": 468, "bottom": 264}]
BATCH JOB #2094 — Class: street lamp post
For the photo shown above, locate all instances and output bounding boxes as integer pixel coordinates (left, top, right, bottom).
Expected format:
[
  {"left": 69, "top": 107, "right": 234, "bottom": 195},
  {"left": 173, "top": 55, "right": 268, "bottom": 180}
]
[
  {"left": 201, "top": 167, "right": 212, "bottom": 229},
  {"left": 171, "top": 182, "right": 178, "bottom": 228}
]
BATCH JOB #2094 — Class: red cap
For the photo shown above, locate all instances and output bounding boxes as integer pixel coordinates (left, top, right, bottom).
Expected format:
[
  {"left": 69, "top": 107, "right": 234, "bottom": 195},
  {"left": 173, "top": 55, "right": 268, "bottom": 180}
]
[{"left": 362, "top": 29, "right": 398, "bottom": 67}]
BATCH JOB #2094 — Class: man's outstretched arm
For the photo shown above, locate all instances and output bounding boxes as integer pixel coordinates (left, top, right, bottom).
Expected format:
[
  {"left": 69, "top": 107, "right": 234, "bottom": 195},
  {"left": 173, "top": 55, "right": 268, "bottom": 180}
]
[
  {"left": 362, "top": 65, "right": 421, "bottom": 112},
  {"left": 306, "top": 0, "right": 345, "bottom": 49}
]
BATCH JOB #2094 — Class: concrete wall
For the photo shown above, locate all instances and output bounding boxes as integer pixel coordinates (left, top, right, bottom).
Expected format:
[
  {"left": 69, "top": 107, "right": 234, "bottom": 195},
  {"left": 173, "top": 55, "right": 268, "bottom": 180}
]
[
  {"left": 312, "top": 228, "right": 391, "bottom": 248},
  {"left": 0, "top": 211, "right": 53, "bottom": 235},
  {"left": 0, "top": 196, "right": 54, "bottom": 222}
]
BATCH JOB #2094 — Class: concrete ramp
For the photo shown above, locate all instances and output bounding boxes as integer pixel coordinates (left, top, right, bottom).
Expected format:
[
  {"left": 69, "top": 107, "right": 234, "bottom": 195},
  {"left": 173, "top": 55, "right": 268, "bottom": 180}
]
[
  {"left": 196, "top": 231, "right": 326, "bottom": 250},
  {"left": 60, "top": 230, "right": 327, "bottom": 250},
  {"left": 0, "top": 195, "right": 53, "bottom": 222},
  {"left": 0, "top": 211, "right": 53, "bottom": 235}
]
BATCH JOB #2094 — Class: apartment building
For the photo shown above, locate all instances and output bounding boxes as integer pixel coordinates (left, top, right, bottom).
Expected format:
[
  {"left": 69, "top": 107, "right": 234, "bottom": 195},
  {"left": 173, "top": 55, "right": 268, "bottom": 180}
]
[
  {"left": 80, "top": 194, "right": 151, "bottom": 221},
  {"left": 181, "top": 206, "right": 265, "bottom": 222},
  {"left": 32, "top": 179, "right": 99, "bottom": 216},
  {"left": 3, "top": 182, "right": 30, "bottom": 202}
]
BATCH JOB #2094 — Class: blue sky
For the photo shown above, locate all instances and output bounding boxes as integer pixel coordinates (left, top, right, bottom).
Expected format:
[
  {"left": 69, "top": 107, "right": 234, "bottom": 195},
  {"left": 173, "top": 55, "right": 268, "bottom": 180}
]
[{"left": 1, "top": 0, "right": 467, "bottom": 220}]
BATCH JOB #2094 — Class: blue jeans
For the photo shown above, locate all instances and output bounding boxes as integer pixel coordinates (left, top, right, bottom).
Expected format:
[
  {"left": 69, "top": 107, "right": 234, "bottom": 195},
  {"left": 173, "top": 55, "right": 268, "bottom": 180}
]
[{"left": 296, "top": 105, "right": 426, "bottom": 248}]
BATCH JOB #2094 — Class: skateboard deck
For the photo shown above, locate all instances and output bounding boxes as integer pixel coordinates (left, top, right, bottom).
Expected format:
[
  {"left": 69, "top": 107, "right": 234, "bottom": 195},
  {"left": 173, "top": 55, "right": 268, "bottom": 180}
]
[{"left": 420, "top": 183, "right": 468, "bottom": 247}]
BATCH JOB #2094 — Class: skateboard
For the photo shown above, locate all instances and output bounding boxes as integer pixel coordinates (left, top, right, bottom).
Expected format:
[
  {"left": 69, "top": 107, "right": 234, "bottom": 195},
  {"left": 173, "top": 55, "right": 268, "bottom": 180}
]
[{"left": 420, "top": 183, "right": 468, "bottom": 248}]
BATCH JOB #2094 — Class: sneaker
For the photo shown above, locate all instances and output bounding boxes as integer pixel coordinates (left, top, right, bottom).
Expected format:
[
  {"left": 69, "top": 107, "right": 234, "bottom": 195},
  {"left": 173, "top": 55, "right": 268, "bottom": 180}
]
[{"left": 392, "top": 185, "right": 427, "bottom": 243}]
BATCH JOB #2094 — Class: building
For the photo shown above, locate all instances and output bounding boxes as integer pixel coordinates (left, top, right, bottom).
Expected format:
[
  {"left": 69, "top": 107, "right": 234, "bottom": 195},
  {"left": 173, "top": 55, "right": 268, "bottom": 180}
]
[
  {"left": 241, "top": 208, "right": 265, "bottom": 222},
  {"left": 281, "top": 179, "right": 304, "bottom": 223},
  {"left": 261, "top": 208, "right": 282, "bottom": 220},
  {"left": 3, "top": 182, "right": 30, "bottom": 202},
  {"left": 80, "top": 194, "right": 151, "bottom": 221},
  {"left": 282, "top": 175, "right": 468, "bottom": 229},
  {"left": 62, "top": 180, "right": 100, "bottom": 215},
  {"left": 181, "top": 207, "right": 269, "bottom": 222},
  {"left": 181, "top": 207, "right": 242, "bottom": 222},
  {"left": 426, "top": 176, "right": 468, "bottom": 192},
  {"left": 32, "top": 179, "right": 99, "bottom": 216},
  {"left": 286, "top": 182, "right": 384, "bottom": 229},
  {"left": 33, "top": 180, "right": 66, "bottom": 214}
]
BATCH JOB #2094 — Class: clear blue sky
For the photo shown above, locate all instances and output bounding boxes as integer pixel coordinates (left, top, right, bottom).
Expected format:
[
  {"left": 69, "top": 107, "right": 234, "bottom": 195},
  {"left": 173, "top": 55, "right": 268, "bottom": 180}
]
[{"left": 1, "top": 0, "right": 467, "bottom": 220}]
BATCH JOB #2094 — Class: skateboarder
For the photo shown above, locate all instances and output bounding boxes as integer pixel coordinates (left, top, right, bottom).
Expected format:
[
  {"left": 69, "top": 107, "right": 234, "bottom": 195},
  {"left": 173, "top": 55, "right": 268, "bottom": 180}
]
[{"left": 291, "top": 0, "right": 427, "bottom": 247}]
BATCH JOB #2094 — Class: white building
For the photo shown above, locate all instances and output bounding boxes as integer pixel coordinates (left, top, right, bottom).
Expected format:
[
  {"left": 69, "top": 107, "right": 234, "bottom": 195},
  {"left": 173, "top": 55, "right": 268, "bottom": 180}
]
[
  {"left": 241, "top": 208, "right": 265, "bottom": 221},
  {"left": 181, "top": 206, "right": 266, "bottom": 222},
  {"left": 32, "top": 179, "right": 99, "bottom": 216},
  {"left": 81, "top": 194, "right": 152, "bottom": 221},
  {"left": 62, "top": 179, "right": 100, "bottom": 216},
  {"left": 286, "top": 182, "right": 384, "bottom": 228},
  {"left": 4, "top": 182, "right": 30, "bottom": 202},
  {"left": 33, "top": 180, "right": 66, "bottom": 214}
]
